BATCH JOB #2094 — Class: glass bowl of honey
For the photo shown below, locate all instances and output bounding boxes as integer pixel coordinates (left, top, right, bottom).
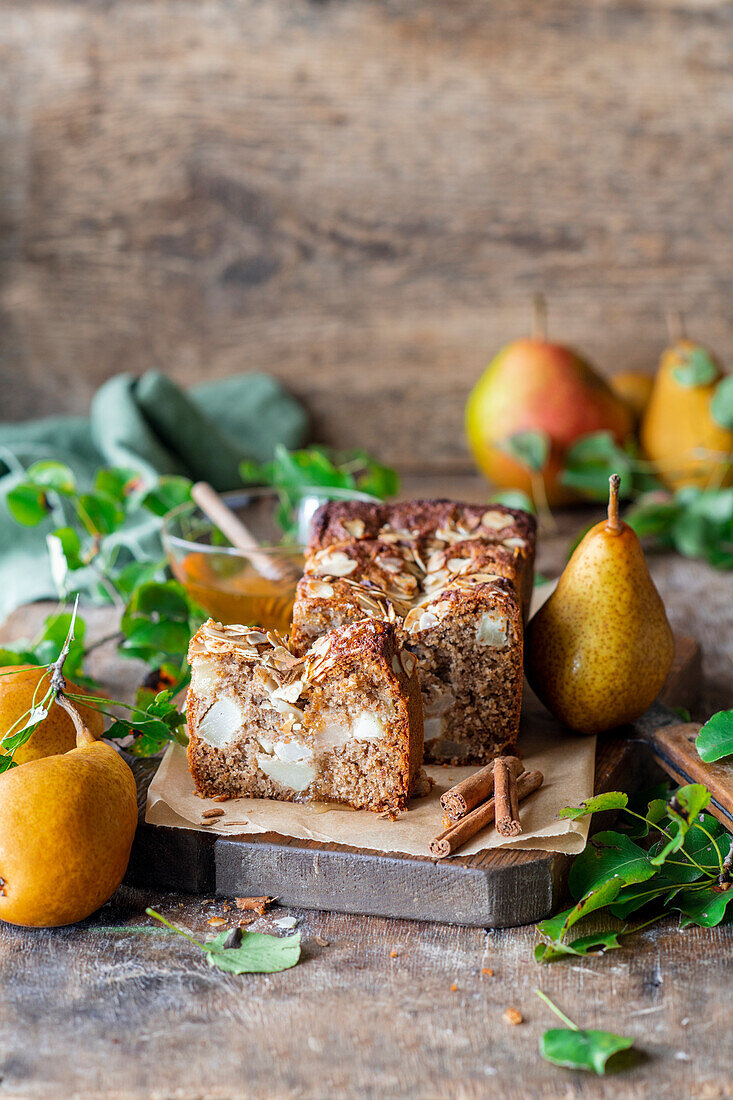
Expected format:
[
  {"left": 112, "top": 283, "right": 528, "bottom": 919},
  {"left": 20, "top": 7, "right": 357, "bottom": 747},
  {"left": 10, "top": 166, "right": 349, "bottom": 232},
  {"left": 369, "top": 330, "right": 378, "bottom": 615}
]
[{"left": 162, "top": 486, "right": 378, "bottom": 632}]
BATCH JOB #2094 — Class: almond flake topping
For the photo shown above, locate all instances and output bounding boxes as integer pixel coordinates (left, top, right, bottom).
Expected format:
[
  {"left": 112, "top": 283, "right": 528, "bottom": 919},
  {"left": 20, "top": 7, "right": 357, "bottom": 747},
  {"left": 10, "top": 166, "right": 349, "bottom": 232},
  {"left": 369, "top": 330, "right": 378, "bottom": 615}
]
[{"left": 481, "top": 509, "right": 511, "bottom": 530}]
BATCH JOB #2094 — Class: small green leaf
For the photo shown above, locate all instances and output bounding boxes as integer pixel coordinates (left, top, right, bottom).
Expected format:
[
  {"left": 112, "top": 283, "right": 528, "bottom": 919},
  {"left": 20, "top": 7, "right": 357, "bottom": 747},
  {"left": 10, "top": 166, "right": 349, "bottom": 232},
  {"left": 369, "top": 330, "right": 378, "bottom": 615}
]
[
  {"left": 95, "top": 467, "right": 142, "bottom": 503},
  {"left": 126, "top": 580, "right": 192, "bottom": 621},
  {"left": 672, "top": 886, "right": 733, "bottom": 928},
  {"left": 650, "top": 784, "right": 711, "bottom": 865},
  {"left": 356, "top": 459, "right": 399, "bottom": 500},
  {"left": 671, "top": 347, "right": 719, "bottom": 388},
  {"left": 142, "top": 476, "right": 193, "bottom": 517},
  {"left": 696, "top": 709, "right": 733, "bottom": 763},
  {"left": 6, "top": 483, "right": 49, "bottom": 526},
  {"left": 26, "top": 460, "right": 76, "bottom": 494},
  {"left": 625, "top": 495, "right": 680, "bottom": 540},
  {"left": 540, "top": 1028, "right": 634, "bottom": 1075},
  {"left": 144, "top": 908, "right": 301, "bottom": 974},
  {"left": 537, "top": 878, "right": 623, "bottom": 946},
  {"left": 205, "top": 929, "right": 301, "bottom": 974},
  {"left": 711, "top": 375, "right": 733, "bottom": 430},
  {"left": 560, "top": 432, "right": 634, "bottom": 500},
  {"left": 498, "top": 431, "right": 550, "bottom": 472},
  {"left": 558, "top": 792, "right": 628, "bottom": 821},
  {"left": 488, "top": 489, "right": 536, "bottom": 515},
  {"left": 568, "top": 831, "right": 656, "bottom": 899},
  {"left": 534, "top": 929, "right": 623, "bottom": 963},
  {"left": 77, "top": 492, "right": 125, "bottom": 536},
  {"left": 48, "top": 526, "right": 84, "bottom": 575}
]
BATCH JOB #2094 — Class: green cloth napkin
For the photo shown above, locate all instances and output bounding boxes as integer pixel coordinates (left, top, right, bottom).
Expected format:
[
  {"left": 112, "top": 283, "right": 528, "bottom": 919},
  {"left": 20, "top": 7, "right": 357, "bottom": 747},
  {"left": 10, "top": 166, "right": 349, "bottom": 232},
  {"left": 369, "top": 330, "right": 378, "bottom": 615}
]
[{"left": 0, "top": 371, "right": 309, "bottom": 620}]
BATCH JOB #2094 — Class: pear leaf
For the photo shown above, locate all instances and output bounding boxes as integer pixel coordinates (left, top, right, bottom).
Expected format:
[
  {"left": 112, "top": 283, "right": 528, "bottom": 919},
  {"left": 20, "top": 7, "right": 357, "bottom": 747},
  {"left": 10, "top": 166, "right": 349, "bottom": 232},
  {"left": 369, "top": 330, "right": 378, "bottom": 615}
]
[
  {"left": 537, "top": 878, "right": 623, "bottom": 945},
  {"left": 568, "top": 831, "right": 656, "bottom": 899},
  {"left": 26, "top": 460, "right": 77, "bottom": 494},
  {"left": 650, "top": 784, "right": 711, "bottom": 866},
  {"left": 560, "top": 432, "right": 635, "bottom": 500},
  {"left": 711, "top": 375, "right": 733, "bottom": 430},
  {"left": 671, "top": 347, "right": 718, "bottom": 388},
  {"left": 6, "top": 483, "right": 49, "bottom": 526},
  {"left": 696, "top": 709, "right": 733, "bottom": 763},
  {"left": 672, "top": 886, "right": 733, "bottom": 928},
  {"left": 488, "top": 489, "right": 536, "bottom": 514},
  {"left": 540, "top": 1028, "right": 634, "bottom": 1075},
  {"left": 145, "top": 908, "right": 301, "bottom": 974},
  {"left": 558, "top": 792, "right": 628, "bottom": 820},
  {"left": 534, "top": 929, "right": 623, "bottom": 963},
  {"left": 498, "top": 431, "right": 550, "bottom": 472},
  {"left": 205, "top": 929, "right": 301, "bottom": 974}
]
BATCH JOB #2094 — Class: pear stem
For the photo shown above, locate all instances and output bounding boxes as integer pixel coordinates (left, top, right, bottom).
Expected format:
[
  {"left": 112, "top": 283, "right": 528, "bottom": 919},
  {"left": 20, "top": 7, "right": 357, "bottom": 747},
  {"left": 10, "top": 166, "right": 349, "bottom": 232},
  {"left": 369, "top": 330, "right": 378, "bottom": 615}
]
[
  {"left": 55, "top": 693, "right": 98, "bottom": 748},
  {"left": 532, "top": 293, "right": 547, "bottom": 341},
  {"left": 606, "top": 474, "right": 622, "bottom": 534}
]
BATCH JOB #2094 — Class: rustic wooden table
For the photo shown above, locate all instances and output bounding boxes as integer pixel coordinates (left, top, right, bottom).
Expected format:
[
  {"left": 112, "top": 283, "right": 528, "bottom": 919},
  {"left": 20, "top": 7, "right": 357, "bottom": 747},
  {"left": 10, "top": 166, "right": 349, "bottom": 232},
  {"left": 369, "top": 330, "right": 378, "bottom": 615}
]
[{"left": 1, "top": 483, "right": 731, "bottom": 1099}]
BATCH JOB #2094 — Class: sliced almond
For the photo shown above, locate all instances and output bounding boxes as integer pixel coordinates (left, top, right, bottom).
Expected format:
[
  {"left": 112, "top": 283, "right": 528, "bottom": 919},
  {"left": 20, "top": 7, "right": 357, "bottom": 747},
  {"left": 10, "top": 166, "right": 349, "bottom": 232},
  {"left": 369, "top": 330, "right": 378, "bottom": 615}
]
[
  {"left": 481, "top": 509, "right": 511, "bottom": 530},
  {"left": 341, "top": 518, "right": 366, "bottom": 538}
]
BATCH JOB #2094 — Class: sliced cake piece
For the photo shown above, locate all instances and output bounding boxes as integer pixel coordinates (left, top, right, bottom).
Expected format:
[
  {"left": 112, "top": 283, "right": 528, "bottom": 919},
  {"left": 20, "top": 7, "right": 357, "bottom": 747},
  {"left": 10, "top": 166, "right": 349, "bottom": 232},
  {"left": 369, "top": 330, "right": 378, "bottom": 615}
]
[
  {"left": 186, "top": 618, "right": 424, "bottom": 814},
  {"left": 292, "top": 498, "right": 533, "bottom": 764}
]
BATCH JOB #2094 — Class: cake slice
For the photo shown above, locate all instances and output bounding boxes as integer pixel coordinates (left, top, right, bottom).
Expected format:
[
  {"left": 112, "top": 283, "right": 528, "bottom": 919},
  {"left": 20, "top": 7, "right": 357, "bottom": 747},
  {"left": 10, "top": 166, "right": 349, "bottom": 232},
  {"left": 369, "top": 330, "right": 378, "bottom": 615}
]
[
  {"left": 186, "top": 618, "right": 424, "bottom": 813},
  {"left": 292, "top": 499, "right": 534, "bottom": 764}
]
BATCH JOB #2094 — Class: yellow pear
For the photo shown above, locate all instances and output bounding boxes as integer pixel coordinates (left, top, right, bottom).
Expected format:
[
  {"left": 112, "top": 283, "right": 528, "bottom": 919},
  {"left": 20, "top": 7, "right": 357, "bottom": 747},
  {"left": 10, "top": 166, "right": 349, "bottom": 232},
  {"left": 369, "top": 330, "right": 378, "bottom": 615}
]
[
  {"left": 526, "top": 475, "right": 674, "bottom": 734},
  {"left": 640, "top": 339, "right": 733, "bottom": 490},
  {"left": 0, "top": 665, "right": 104, "bottom": 765},
  {"left": 0, "top": 697, "right": 137, "bottom": 927}
]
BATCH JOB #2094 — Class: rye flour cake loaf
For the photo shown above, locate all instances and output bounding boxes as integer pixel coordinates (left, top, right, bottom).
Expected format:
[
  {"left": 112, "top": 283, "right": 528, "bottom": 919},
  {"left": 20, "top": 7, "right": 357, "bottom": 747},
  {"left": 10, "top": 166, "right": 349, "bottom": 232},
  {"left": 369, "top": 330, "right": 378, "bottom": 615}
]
[
  {"left": 291, "top": 499, "right": 535, "bottom": 764},
  {"left": 187, "top": 617, "right": 424, "bottom": 814}
]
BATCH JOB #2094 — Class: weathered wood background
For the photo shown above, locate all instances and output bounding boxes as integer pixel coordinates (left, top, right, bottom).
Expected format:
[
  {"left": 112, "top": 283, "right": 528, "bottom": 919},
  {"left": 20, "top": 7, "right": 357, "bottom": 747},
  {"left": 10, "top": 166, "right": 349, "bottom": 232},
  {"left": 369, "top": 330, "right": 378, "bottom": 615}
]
[{"left": 1, "top": 0, "right": 733, "bottom": 473}]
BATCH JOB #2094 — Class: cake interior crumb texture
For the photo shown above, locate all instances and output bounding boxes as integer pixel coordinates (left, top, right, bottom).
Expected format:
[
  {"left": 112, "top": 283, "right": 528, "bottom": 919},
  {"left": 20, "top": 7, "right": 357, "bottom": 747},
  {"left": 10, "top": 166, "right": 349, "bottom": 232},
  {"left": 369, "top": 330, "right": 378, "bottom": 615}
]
[
  {"left": 187, "top": 618, "right": 424, "bottom": 814},
  {"left": 291, "top": 499, "right": 534, "bottom": 764}
]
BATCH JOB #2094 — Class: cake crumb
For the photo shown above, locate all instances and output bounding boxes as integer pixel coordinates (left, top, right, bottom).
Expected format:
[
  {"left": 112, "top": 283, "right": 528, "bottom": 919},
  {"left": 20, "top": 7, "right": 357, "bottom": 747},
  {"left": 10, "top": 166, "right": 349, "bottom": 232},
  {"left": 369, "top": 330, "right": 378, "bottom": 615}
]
[
  {"left": 481, "top": 968, "right": 494, "bottom": 976},
  {"left": 503, "top": 1007, "right": 523, "bottom": 1026},
  {"left": 390, "top": 949, "right": 398, "bottom": 958},
  {"left": 450, "top": 982, "right": 458, "bottom": 992},
  {"left": 207, "top": 917, "right": 228, "bottom": 927},
  {"left": 235, "top": 896, "right": 275, "bottom": 915}
]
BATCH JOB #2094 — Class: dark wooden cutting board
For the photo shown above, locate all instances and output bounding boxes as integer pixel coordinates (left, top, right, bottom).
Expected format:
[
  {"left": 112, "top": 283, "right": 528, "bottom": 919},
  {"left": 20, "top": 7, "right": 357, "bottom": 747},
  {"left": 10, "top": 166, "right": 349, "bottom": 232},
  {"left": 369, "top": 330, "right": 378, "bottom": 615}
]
[{"left": 125, "top": 635, "right": 705, "bottom": 928}]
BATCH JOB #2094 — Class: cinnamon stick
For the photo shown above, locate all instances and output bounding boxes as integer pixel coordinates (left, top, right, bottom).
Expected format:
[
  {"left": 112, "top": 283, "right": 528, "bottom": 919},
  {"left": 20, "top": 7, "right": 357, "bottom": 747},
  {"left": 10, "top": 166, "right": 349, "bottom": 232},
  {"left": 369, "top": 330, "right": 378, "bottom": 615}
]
[
  {"left": 429, "top": 770, "right": 544, "bottom": 858},
  {"left": 440, "top": 756, "right": 524, "bottom": 821},
  {"left": 494, "top": 757, "right": 521, "bottom": 837}
]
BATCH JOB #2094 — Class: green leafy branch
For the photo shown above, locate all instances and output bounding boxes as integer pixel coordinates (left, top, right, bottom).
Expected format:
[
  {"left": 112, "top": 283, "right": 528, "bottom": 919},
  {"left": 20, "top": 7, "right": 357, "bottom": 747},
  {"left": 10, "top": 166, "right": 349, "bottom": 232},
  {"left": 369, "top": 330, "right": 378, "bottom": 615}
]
[
  {"left": 535, "top": 783, "right": 733, "bottom": 963},
  {"left": 241, "top": 444, "right": 399, "bottom": 540},
  {"left": 626, "top": 485, "right": 733, "bottom": 571}
]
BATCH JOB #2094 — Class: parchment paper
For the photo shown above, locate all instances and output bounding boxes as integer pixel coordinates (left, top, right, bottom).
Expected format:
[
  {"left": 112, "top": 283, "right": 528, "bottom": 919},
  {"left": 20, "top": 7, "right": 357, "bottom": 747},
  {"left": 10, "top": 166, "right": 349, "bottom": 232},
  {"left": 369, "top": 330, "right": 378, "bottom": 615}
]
[{"left": 145, "top": 695, "right": 596, "bottom": 858}]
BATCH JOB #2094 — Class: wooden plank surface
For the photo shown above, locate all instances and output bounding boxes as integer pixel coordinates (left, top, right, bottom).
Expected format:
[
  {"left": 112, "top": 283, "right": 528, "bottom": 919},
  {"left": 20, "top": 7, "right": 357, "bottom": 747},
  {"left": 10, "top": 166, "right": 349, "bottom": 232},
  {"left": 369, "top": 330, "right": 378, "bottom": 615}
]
[
  {"left": 2, "top": 1, "right": 733, "bottom": 470},
  {"left": 0, "top": 491, "right": 731, "bottom": 1097}
]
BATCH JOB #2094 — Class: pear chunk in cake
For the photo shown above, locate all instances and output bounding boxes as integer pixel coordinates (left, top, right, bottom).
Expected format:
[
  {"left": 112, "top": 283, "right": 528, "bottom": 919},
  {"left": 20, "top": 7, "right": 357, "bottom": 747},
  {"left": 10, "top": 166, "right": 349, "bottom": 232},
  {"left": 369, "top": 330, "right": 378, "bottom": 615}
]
[{"left": 186, "top": 618, "right": 424, "bottom": 814}]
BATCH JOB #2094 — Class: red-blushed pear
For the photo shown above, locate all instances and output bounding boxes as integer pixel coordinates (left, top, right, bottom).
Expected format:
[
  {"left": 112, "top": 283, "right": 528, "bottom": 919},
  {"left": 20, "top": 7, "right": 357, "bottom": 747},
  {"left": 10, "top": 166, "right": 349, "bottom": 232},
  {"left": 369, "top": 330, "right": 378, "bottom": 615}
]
[
  {"left": 525, "top": 475, "right": 674, "bottom": 735},
  {"left": 465, "top": 311, "right": 633, "bottom": 506}
]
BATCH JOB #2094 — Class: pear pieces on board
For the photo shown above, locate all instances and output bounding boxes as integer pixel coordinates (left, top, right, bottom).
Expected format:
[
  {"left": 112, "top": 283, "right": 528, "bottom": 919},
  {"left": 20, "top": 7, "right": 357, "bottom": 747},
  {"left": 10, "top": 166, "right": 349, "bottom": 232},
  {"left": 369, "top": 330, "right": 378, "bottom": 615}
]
[
  {"left": 0, "top": 700, "right": 137, "bottom": 928},
  {"left": 526, "top": 475, "right": 674, "bottom": 735}
]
